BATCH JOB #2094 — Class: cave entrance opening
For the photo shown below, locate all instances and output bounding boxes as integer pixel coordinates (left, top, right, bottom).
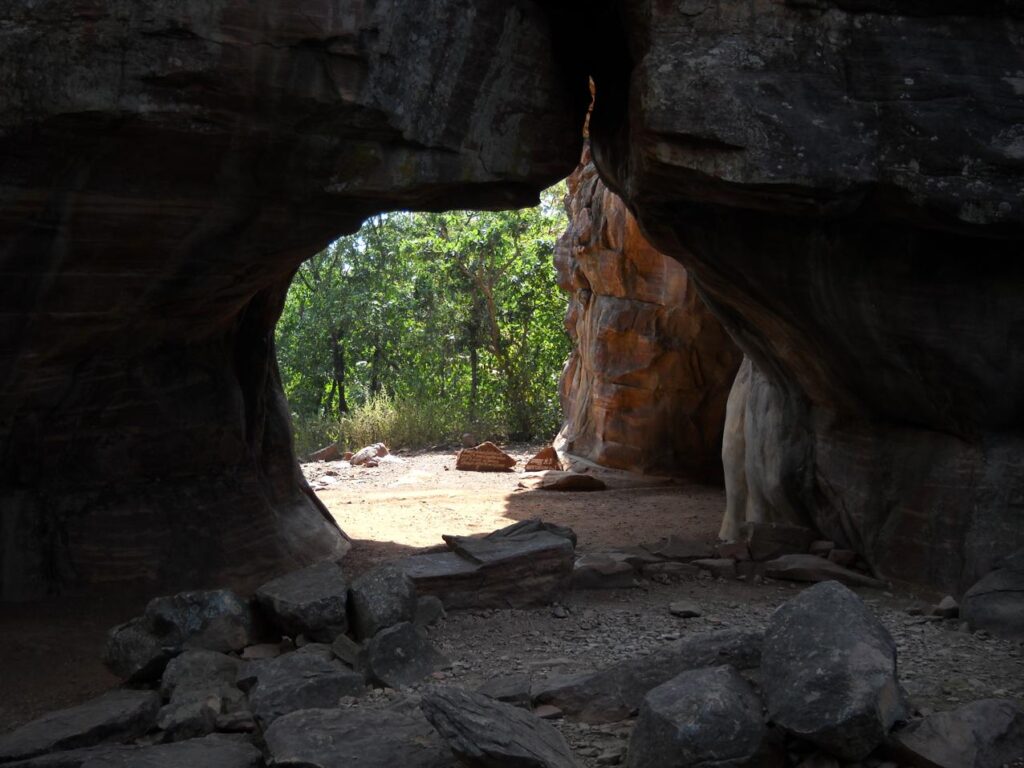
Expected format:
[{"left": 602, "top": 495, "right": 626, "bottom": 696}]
[{"left": 274, "top": 184, "right": 573, "bottom": 563}]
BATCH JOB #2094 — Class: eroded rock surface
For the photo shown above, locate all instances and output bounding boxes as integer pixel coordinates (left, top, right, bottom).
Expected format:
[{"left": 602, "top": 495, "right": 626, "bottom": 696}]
[
  {"left": 0, "top": 0, "right": 584, "bottom": 599},
  {"left": 587, "top": 2, "right": 1024, "bottom": 591},
  {"left": 555, "top": 146, "right": 741, "bottom": 481}
]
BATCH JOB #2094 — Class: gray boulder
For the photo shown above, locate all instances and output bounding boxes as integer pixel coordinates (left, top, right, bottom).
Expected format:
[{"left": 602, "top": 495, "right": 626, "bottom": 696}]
[
  {"left": 264, "top": 707, "right": 454, "bottom": 768},
  {"left": 626, "top": 666, "right": 779, "bottom": 768},
  {"left": 102, "top": 618, "right": 174, "bottom": 682},
  {"left": 240, "top": 652, "right": 366, "bottom": 728},
  {"left": 414, "top": 595, "right": 447, "bottom": 628},
  {"left": 532, "top": 629, "right": 762, "bottom": 724},
  {"left": 962, "top": 549, "right": 1024, "bottom": 639},
  {"left": 254, "top": 561, "right": 350, "bottom": 642},
  {"left": 104, "top": 590, "right": 255, "bottom": 681},
  {"left": 762, "top": 581, "right": 907, "bottom": 760},
  {"left": 144, "top": 590, "right": 255, "bottom": 651},
  {"left": 349, "top": 564, "right": 417, "bottom": 640},
  {"left": 364, "top": 621, "right": 450, "bottom": 689},
  {"left": 888, "top": 698, "right": 1024, "bottom": 768},
  {"left": 0, "top": 690, "right": 160, "bottom": 762},
  {"left": 421, "top": 686, "right": 578, "bottom": 768},
  {"left": 156, "top": 650, "right": 245, "bottom": 741}
]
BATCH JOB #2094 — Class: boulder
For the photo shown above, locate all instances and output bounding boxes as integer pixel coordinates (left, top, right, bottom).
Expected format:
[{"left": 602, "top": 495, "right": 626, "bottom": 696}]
[
  {"left": 571, "top": 553, "right": 637, "bottom": 590},
  {"left": 254, "top": 561, "right": 350, "bottom": 642},
  {"left": 887, "top": 698, "right": 1024, "bottom": 768},
  {"left": 3, "top": 735, "right": 262, "bottom": 768},
  {"left": 264, "top": 707, "right": 454, "bottom": 768},
  {"left": 455, "top": 442, "right": 516, "bottom": 472},
  {"left": 962, "top": 550, "right": 1024, "bottom": 639},
  {"left": 626, "top": 666, "right": 779, "bottom": 768},
  {"left": 105, "top": 590, "right": 256, "bottom": 681},
  {"left": 398, "top": 522, "right": 575, "bottom": 609},
  {"left": 145, "top": 590, "right": 255, "bottom": 652},
  {"left": 349, "top": 564, "right": 418, "bottom": 640},
  {"left": 102, "top": 618, "right": 175, "bottom": 683},
  {"left": 351, "top": 443, "right": 389, "bottom": 466},
  {"left": 421, "top": 686, "right": 578, "bottom": 768},
  {"left": 932, "top": 596, "right": 959, "bottom": 619},
  {"left": 239, "top": 653, "right": 366, "bottom": 728},
  {"left": 364, "top": 622, "right": 449, "bottom": 689},
  {"left": 156, "top": 651, "right": 245, "bottom": 741},
  {"left": 308, "top": 443, "right": 340, "bottom": 462},
  {"left": 330, "top": 634, "right": 364, "bottom": 668},
  {"left": 762, "top": 582, "right": 907, "bottom": 760},
  {"left": 743, "top": 523, "right": 816, "bottom": 562},
  {"left": 414, "top": 596, "right": 447, "bottom": 628},
  {"left": 532, "top": 629, "right": 763, "bottom": 724},
  {"left": 0, "top": 690, "right": 160, "bottom": 762},
  {"left": 525, "top": 447, "right": 562, "bottom": 472},
  {"left": 762, "top": 554, "right": 887, "bottom": 589}
]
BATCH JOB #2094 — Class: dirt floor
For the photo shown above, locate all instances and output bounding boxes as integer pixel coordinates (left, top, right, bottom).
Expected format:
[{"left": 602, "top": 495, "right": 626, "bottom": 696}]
[{"left": 1, "top": 444, "right": 1022, "bottom": 756}]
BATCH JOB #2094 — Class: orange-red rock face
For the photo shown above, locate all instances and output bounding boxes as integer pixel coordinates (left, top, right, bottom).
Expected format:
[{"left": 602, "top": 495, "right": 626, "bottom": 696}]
[{"left": 555, "top": 150, "right": 741, "bottom": 481}]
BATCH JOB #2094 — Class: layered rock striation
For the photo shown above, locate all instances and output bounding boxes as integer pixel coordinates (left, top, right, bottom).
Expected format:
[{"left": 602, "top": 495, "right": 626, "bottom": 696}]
[
  {"left": 555, "top": 146, "right": 741, "bottom": 481},
  {"left": 0, "top": 1, "right": 586, "bottom": 599},
  {"left": 587, "top": 0, "right": 1024, "bottom": 591}
]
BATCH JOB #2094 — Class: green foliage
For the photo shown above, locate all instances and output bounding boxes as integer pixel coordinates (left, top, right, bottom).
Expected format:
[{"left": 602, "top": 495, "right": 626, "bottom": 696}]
[{"left": 276, "top": 183, "right": 571, "bottom": 454}]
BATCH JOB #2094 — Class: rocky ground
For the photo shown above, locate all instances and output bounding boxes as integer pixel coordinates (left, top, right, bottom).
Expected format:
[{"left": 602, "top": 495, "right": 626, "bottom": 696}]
[{"left": 1, "top": 446, "right": 1022, "bottom": 767}]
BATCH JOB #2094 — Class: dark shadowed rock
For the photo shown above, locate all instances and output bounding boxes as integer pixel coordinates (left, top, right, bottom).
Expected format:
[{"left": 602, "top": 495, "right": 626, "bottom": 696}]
[
  {"left": 763, "top": 554, "right": 887, "bottom": 589},
  {"left": 0, "top": 690, "right": 160, "bottom": 762},
  {"left": 478, "top": 674, "right": 533, "bottom": 708},
  {"left": 157, "top": 651, "right": 244, "bottom": 741},
  {"left": 364, "top": 622, "right": 449, "bottom": 689},
  {"left": 4, "top": 735, "right": 262, "bottom": 768},
  {"left": 626, "top": 666, "right": 780, "bottom": 768},
  {"left": 887, "top": 698, "right": 1024, "bottom": 768},
  {"left": 398, "top": 522, "right": 575, "bottom": 609},
  {"left": 762, "top": 582, "right": 907, "bottom": 759},
  {"left": 102, "top": 618, "right": 174, "bottom": 683},
  {"left": 962, "top": 550, "right": 1024, "bottom": 639},
  {"left": 533, "top": 629, "right": 762, "bottom": 724},
  {"left": 743, "top": 523, "right": 816, "bottom": 562},
  {"left": 520, "top": 471, "right": 608, "bottom": 492},
  {"left": 240, "top": 652, "right": 365, "bottom": 728},
  {"left": 642, "top": 537, "right": 714, "bottom": 563},
  {"left": 105, "top": 590, "right": 256, "bottom": 681},
  {"left": 572, "top": 553, "right": 637, "bottom": 590},
  {"left": 415, "top": 596, "right": 447, "bottom": 628},
  {"left": 264, "top": 707, "right": 454, "bottom": 768},
  {"left": 349, "top": 564, "right": 417, "bottom": 640},
  {"left": 422, "top": 686, "right": 578, "bottom": 768},
  {"left": 144, "top": 590, "right": 255, "bottom": 652},
  {"left": 692, "top": 558, "right": 737, "bottom": 580},
  {"left": 254, "top": 561, "right": 349, "bottom": 642}
]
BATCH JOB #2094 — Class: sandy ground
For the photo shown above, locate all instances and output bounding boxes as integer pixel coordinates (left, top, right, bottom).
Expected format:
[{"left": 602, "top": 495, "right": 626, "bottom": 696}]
[{"left": 1, "top": 444, "right": 1021, "bottom": 752}]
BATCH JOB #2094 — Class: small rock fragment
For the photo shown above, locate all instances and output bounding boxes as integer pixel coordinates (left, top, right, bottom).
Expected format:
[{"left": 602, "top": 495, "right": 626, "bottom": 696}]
[{"left": 668, "top": 601, "right": 701, "bottom": 619}]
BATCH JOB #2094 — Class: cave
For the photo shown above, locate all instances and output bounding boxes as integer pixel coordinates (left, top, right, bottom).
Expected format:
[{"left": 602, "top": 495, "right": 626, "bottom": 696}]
[{"left": 2, "top": 1, "right": 1023, "bottom": 608}]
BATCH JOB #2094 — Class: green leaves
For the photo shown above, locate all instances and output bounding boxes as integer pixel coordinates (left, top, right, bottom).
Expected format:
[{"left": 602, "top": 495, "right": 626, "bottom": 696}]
[{"left": 276, "top": 182, "right": 571, "bottom": 450}]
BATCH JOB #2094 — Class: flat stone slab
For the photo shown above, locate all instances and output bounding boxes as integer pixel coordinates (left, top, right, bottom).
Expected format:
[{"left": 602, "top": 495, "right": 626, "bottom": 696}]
[
  {"left": 264, "top": 707, "right": 455, "bottom": 767},
  {"left": 239, "top": 652, "right": 366, "bottom": 728},
  {"left": 532, "top": 629, "right": 763, "bottom": 724},
  {"left": 422, "top": 686, "right": 579, "bottom": 768},
  {"left": 254, "top": 561, "right": 350, "bottom": 642},
  {"left": 397, "top": 523, "right": 574, "bottom": 609},
  {"left": 0, "top": 690, "right": 160, "bottom": 762},
  {"left": 763, "top": 554, "right": 887, "bottom": 589}
]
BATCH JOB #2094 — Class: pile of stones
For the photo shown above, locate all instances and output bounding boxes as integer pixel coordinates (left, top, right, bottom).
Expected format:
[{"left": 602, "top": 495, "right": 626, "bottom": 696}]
[{"left": 1, "top": 518, "right": 1021, "bottom": 768}]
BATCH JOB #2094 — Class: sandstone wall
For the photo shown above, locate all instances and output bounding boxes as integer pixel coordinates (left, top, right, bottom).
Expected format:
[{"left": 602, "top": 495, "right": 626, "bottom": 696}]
[
  {"left": 588, "top": 0, "right": 1024, "bottom": 592},
  {"left": 554, "top": 148, "right": 741, "bottom": 481}
]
